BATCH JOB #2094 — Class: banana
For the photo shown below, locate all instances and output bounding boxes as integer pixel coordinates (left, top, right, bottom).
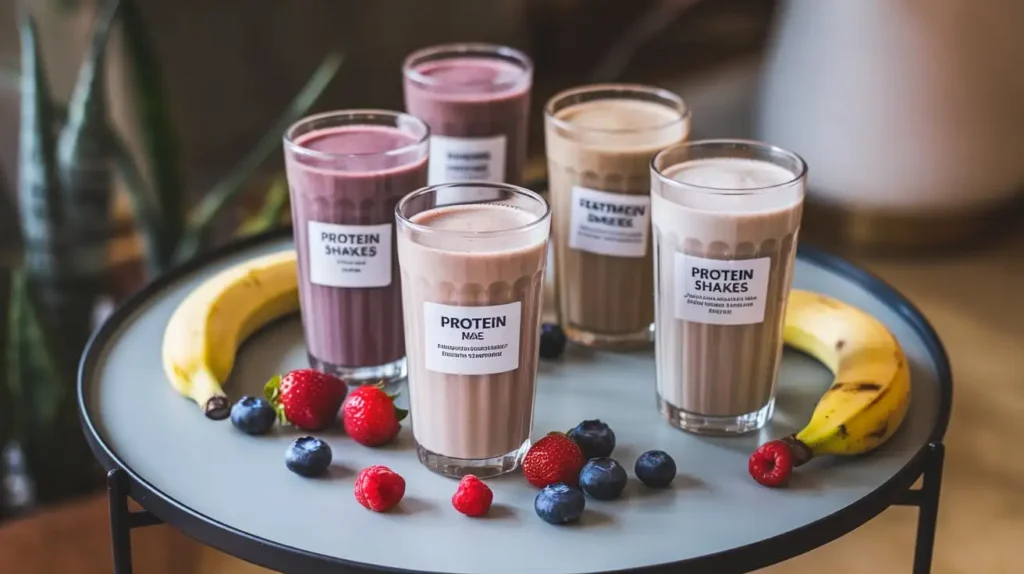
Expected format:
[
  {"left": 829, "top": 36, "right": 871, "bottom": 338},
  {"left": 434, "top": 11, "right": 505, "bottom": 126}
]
[
  {"left": 162, "top": 249, "right": 301, "bottom": 419},
  {"left": 780, "top": 289, "right": 912, "bottom": 465}
]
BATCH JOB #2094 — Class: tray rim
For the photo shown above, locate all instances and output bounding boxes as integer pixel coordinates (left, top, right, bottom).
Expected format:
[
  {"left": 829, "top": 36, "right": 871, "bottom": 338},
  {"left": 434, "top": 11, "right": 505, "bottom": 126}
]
[{"left": 77, "top": 227, "right": 953, "bottom": 574}]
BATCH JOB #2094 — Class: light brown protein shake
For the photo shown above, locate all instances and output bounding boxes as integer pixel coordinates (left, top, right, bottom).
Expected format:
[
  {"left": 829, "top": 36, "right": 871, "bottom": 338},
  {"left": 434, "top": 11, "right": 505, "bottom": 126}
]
[
  {"left": 397, "top": 184, "right": 550, "bottom": 478},
  {"left": 651, "top": 141, "right": 806, "bottom": 435},
  {"left": 545, "top": 85, "right": 689, "bottom": 349}
]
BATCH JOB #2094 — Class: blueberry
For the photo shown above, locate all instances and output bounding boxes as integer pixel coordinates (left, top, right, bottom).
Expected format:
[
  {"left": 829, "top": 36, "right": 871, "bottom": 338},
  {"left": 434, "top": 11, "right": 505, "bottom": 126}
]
[
  {"left": 568, "top": 419, "right": 616, "bottom": 459},
  {"left": 539, "top": 323, "right": 567, "bottom": 359},
  {"left": 285, "top": 437, "right": 332, "bottom": 477},
  {"left": 230, "top": 396, "right": 276, "bottom": 435},
  {"left": 634, "top": 450, "right": 676, "bottom": 488},
  {"left": 579, "top": 457, "right": 628, "bottom": 501},
  {"left": 534, "top": 483, "right": 586, "bottom": 525}
]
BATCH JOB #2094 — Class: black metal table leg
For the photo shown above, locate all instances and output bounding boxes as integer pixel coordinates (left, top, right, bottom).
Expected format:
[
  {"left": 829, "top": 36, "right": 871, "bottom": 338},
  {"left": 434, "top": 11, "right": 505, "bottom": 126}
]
[
  {"left": 912, "top": 442, "right": 945, "bottom": 574},
  {"left": 107, "top": 469, "right": 135, "bottom": 574},
  {"left": 107, "top": 468, "right": 165, "bottom": 574}
]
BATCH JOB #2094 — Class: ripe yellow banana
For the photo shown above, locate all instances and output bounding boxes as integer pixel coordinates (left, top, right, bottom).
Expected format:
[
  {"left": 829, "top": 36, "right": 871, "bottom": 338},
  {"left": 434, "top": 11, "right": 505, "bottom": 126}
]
[
  {"left": 780, "top": 289, "right": 912, "bottom": 465},
  {"left": 162, "top": 249, "right": 301, "bottom": 419}
]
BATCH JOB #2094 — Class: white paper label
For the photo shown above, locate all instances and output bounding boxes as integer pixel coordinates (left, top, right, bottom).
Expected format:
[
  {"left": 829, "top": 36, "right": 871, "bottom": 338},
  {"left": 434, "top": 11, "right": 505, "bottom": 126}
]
[
  {"left": 568, "top": 186, "right": 651, "bottom": 258},
  {"left": 307, "top": 221, "right": 392, "bottom": 288},
  {"left": 674, "top": 254, "right": 772, "bottom": 325},
  {"left": 423, "top": 301, "right": 521, "bottom": 375},
  {"left": 428, "top": 134, "right": 507, "bottom": 185}
]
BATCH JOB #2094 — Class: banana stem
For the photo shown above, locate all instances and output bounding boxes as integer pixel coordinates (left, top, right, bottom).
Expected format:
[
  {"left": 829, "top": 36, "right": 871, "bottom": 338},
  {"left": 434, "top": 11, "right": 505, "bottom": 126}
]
[
  {"left": 190, "top": 369, "right": 229, "bottom": 420},
  {"left": 204, "top": 396, "right": 230, "bottom": 420},
  {"left": 781, "top": 435, "right": 814, "bottom": 467}
]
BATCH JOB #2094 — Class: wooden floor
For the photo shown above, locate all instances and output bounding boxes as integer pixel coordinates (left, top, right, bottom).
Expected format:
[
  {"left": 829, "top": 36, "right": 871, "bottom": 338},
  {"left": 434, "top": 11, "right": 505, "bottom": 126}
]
[{"left": 3, "top": 229, "right": 1022, "bottom": 574}]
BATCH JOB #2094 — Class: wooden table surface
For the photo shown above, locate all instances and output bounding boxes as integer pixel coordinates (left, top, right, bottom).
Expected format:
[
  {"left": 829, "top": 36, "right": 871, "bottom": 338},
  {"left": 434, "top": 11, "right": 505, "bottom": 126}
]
[{"left": 3, "top": 229, "right": 1022, "bottom": 574}]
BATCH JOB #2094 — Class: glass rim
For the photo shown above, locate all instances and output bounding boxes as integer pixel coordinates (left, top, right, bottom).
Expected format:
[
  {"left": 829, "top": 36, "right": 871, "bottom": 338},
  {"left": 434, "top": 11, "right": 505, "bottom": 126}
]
[
  {"left": 395, "top": 182, "right": 551, "bottom": 238},
  {"left": 651, "top": 138, "right": 808, "bottom": 195},
  {"left": 283, "top": 109, "right": 430, "bottom": 161},
  {"left": 402, "top": 42, "right": 534, "bottom": 90},
  {"left": 544, "top": 83, "right": 690, "bottom": 135}
]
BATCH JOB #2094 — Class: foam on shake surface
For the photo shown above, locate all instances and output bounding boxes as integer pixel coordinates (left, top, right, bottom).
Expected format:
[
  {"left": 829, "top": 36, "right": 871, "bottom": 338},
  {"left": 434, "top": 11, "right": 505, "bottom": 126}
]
[
  {"left": 411, "top": 203, "right": 536, "bottom": 233},
  {"left": 667, "top": 158, "right": 795, "bottom": 190},
  {"left": 412, "top": 58, "right": 525, "bottom": 94},
  {"left": 295, "top": 125, "right": 416, "bottom": 155},
  {"left": 556, "top": 99, "right": 680, "bottom": 130}
]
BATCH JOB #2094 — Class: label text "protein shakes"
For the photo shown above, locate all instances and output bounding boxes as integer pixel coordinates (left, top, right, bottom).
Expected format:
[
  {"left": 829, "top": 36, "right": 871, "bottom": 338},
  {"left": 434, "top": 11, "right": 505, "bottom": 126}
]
[
  {"left": 691, "top": 266, "right": 754, "bottom": 293},
  {"left": 321, "top": 231, "right": 380, "bottom": 257}
]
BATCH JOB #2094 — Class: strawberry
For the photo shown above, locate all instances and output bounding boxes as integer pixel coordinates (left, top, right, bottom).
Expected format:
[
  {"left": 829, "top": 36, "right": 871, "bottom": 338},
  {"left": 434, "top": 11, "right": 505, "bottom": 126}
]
[
  {"left": 342, "top": 383, "right": 408, "bottom": 447},
  {"left": 264, "top": 369, "right": 347, "bottom": 431},
  {"left": 748, "top": 440, "right": 793, "bottom": 488},
  {"left": 354, "top": 465, "right": 406, "bottom": 512},
  {"left": 522, "top": 432, "right": 586, "bottom": 489},
  {"left": 451, "top": 475, "right": 493, "bottom": 517}
]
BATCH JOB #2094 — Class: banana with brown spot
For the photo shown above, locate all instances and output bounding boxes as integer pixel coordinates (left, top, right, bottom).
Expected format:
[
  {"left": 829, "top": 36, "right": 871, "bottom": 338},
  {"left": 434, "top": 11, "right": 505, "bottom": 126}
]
[{"left": 780, "top": 289, "right": 912, "bottom": 464}]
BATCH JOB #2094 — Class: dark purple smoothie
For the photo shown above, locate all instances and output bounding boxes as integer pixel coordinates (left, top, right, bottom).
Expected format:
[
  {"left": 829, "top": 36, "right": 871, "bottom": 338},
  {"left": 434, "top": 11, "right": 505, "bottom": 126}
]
[
  {"left": 284, "top": 112, "right": 429, "bottom": 384},
  {"left": 403, "top": 44, "right": 532, "bottom": 186}
]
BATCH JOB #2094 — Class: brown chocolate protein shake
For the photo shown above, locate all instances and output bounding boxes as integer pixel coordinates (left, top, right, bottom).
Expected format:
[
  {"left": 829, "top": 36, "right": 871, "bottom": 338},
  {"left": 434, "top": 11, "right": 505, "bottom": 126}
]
[
  {"left": 545, "top": 85, "right": 689, "bottom": 349},
  {"left": 651, "top": 140, "right": 806, "bottom": 435}
]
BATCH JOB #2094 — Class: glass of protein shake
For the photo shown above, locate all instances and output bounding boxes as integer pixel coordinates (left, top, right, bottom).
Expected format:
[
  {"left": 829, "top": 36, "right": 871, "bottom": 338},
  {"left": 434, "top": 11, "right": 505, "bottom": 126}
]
[
  {"left": 396, "top": 182, "right": 551, "bottom": 478},
  {"left": 284, "top": 110, "right": 429, "bottom": 386},
  {"left": 651, "top": 139, "right": 806, "bottom": 435},
  {"left": 403, "top": 43, "right": 532, "bottom": 187},
  {"left": 545, "top": 84, "right": 690, "bottom": 349}
]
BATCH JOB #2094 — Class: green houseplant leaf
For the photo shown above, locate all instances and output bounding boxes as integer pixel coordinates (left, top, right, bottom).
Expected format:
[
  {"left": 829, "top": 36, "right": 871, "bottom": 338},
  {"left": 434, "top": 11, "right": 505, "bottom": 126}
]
[
  {"left": 56, "top": 0, "right": 120, "bottom": 280},
  {"left": 107, "top": 129, "right": 166, "bottom": 277},
  {"left": 5, "top": 271, "right": 68, "bottom": 439},
  {"left": 42, "top": 0, "right": 120, "bottom": 356},
  {"left": 17, "top": 10, "right": 63, "bottom": 278},
  {"left": 174, "top": 52, "right": 344, "bottom": 263},
  {"left": 236, "top": 175, "right": 290, "bottom": 238},
  {"left": 119, "top": 0, "right": 184, "bottom": 266}
]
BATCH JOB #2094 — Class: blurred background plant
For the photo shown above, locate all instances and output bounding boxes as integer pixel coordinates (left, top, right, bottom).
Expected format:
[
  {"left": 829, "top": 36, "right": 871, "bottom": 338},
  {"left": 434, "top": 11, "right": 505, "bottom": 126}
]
[{"left": 0, "top": 0, "right": 340, "bottom": 517}]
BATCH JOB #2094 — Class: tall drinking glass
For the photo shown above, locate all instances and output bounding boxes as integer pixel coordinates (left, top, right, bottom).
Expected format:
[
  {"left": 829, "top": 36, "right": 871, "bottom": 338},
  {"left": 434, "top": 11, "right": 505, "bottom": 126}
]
[
  {"left": 284, "top": 110, "right": 429, "bottom": 385},
  {"left": 545, "top": 84, "right": 690, "bottom": 349},
  {"left": 396, "top": 183, "right": 551, "bottom": 478},
  {"left": 651, "top": 140, "right": 807, "bottom": 434},
  {"left": 403, "top": 43, "right": 532, "bottom": 187}
]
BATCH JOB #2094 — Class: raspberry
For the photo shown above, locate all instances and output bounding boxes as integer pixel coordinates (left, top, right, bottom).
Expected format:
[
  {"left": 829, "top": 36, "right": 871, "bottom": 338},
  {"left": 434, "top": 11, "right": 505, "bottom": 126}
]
[
  {"left": 748, "top": 440, "right": 793, "bottom": 488},
  {"left": 451, "top": 475, "right": 493, "bottom": 517},
  {"left": 354, "top": 465, "right": 406, "bottom": 512}
]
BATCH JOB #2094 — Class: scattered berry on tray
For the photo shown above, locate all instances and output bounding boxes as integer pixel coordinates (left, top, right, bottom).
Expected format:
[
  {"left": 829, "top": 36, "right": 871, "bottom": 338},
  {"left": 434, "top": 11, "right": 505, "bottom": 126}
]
[
  {"left": 567, "top": 419, "right": 616, "bottom": 459},
  {"left": 285, "top": 437, "right": 332, "bottom": 478},
  {"left": 342, "top": 384, "right": 408, "bottom": 447},
  {"left": 354, "top": 465, "right": 406, "bottom": 512},
  {"left": 748, "top": 440, "right": 793, "bottom": 488},
  {"left": 579, "top": 457, "right": 628, "bottom": 501},
  {"left": 634, "top": 450, "right": 677, "bottom": 488},
  {"left": 264, "top": 369, "right": 347, "bottom": 431},
  {"left": 522, "top": 432, "right": 586, "bottom": 488},
  {"left": 538, "top": 323, "right": 567, "bottom": 359},
  {"left": 229, "top": 396, "right": 276, "bottom": 435},
  {"left": 451, "top": 475, "right": 493, "bottom": 517},
  {"left": 534, "top": 483, "right": 586, "bottom": 525}
]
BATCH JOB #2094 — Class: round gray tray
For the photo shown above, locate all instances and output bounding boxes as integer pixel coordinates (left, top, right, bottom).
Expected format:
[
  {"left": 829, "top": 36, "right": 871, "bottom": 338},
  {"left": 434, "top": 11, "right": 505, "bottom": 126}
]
[{"left": 79, "top": 231, "right": 950, "bottom": 574}]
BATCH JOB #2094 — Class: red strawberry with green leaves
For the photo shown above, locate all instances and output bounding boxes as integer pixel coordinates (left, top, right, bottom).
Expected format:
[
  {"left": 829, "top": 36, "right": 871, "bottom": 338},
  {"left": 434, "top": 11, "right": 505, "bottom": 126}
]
[
  {"left": 264, "top": 369, "right": 347, "bottom": 431},
  {"left": 342, "top": 383, "right": 408, "bottom": 447},
  {"left": 522, "top": 432, "right": 586, "bottom": 488}
]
